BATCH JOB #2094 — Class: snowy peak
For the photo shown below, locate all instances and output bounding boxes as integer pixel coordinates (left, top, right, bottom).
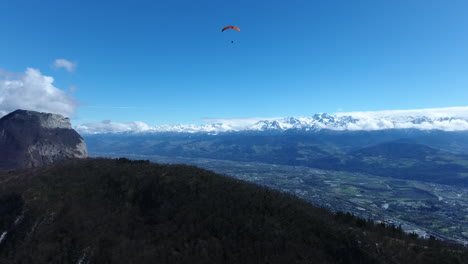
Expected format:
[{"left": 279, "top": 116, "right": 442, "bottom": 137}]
[{"left": 75, "top": 106, "right": 468, "bottom": 134}]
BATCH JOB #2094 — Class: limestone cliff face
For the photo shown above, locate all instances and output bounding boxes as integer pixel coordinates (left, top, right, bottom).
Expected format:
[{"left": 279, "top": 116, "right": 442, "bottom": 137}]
[{"left": 0, "top": 109, "right": 88, "bottom": 169}]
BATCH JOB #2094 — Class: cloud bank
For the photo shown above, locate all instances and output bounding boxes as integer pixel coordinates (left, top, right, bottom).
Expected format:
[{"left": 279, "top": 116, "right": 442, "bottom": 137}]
[
  {"left": 333, "top": 107, "right": 468, "bottom": 131},
  {"left": 76, "top": 106, "right": 468, "bottom": 134},
  {"left": 0, "top": 68, "right": 78, "bottom": 118},
  {"left": 53, "top": 59, "right": 77, "bottom": 72},
  {"left": 76, "top": 121, "right": 154, "bottom": 134}
]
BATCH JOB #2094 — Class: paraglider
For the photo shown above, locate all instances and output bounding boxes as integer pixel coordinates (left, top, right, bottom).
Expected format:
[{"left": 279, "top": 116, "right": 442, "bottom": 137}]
[
  {"left": 222, "top": 26, "right": 240, "bottom": 43},
  {"left": 221, "top": 26, "right": 240, "bottom": 32}
]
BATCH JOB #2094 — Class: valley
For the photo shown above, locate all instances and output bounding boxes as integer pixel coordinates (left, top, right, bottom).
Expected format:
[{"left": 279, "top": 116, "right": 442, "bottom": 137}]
[
  {"left": 92, "top": 152, "right": 468, "bottom": 245},
  {"left": 84, "top": 130, "right": 468, "bottom": 186}
]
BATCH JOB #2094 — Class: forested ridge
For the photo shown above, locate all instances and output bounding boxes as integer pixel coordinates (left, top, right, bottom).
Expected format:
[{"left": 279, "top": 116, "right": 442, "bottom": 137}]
[{"left": 0, "top": 158, "right": 466, "bottom": 263}]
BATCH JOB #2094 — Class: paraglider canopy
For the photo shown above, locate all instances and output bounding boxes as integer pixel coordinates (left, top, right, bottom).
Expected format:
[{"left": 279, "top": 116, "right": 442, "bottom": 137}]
[{"left": 222, "top": 26, "right": 240, "bottom": 32}]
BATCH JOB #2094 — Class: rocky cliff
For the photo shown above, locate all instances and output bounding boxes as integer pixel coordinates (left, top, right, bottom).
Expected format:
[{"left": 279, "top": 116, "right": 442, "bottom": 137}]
[{"left": 0, "top": 109, "right": 88, "bottom": 169}]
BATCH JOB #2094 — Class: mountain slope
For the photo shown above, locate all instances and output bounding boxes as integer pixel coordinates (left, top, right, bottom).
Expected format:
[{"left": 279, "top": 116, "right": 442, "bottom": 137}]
[
  {"left": 352, "top": 142, "right": 440, "bottom": 159},
  {"left": 309, "top": 142, "right": 468, "bottom": 185},
  {"left": 0, "top": 158, "right": 466, "bottom": 263},
  {"left": 0, "top": 109, "right": 88, "bottom": 169}
]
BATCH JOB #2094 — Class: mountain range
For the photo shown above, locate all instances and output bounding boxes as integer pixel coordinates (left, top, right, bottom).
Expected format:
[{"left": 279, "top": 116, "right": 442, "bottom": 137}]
[
  {"left": 78, "top": 107, "right": 468, "bottom": 187},
  {"left": 76, "top": 107, "right": 468, "bottom": 134}
]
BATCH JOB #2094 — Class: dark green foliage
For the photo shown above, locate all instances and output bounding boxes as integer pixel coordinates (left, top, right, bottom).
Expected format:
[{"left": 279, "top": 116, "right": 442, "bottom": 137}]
[
  {"left": 0, "top": 158, "right": 466, "bottom": 263},
  {"left": 0, "top": 193, "right": 24, "bottom": 232}
]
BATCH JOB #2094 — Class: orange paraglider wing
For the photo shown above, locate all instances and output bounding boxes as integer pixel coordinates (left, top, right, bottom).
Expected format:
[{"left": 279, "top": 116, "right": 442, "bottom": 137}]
[{"left": 222, "top": 26, "right": 240, "bottom": 32}]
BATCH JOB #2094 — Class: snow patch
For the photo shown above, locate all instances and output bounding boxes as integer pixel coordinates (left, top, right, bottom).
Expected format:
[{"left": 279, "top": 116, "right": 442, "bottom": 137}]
[{"left": 0, "top": 231, "right": 7, "bottom": 244}]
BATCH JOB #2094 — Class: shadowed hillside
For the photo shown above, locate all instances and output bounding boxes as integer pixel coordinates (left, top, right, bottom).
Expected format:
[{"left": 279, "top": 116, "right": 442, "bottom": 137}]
[{"left": 0, "top": 158, "right": 466, "bottom": 263}]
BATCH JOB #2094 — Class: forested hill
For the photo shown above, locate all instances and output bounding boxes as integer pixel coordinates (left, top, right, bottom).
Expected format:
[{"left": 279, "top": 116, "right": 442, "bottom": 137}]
[{"left": 0, "top": 158, "right": 466, "bottom": 263}]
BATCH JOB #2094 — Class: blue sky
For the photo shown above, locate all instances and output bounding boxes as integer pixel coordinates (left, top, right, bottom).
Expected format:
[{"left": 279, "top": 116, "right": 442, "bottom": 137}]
[{"left": 1, "top": 0, "right": 468, "bottom": 125}]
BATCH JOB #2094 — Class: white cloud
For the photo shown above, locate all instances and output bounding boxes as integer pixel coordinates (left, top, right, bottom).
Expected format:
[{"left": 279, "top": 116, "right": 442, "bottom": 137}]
[
  {"left": 76, "top": 120, "right": 154, "bottom": 134},
  {"left": 75, "top": 106, "right": 468, "bottom": 134},
  {"left": 334, "top": 107, "right": 468, "bottom": 131},
  {"left": 53, "top": 59, "right": 77, "bottom": 72},
  {"left": 0, "top": 68, "right": 78, "bottom": 118}
]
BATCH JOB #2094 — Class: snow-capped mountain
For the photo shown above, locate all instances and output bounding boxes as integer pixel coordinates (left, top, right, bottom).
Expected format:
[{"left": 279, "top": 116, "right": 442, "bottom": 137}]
[{"left": 75, "top": 107, "right": 468, "bottom": 134}]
